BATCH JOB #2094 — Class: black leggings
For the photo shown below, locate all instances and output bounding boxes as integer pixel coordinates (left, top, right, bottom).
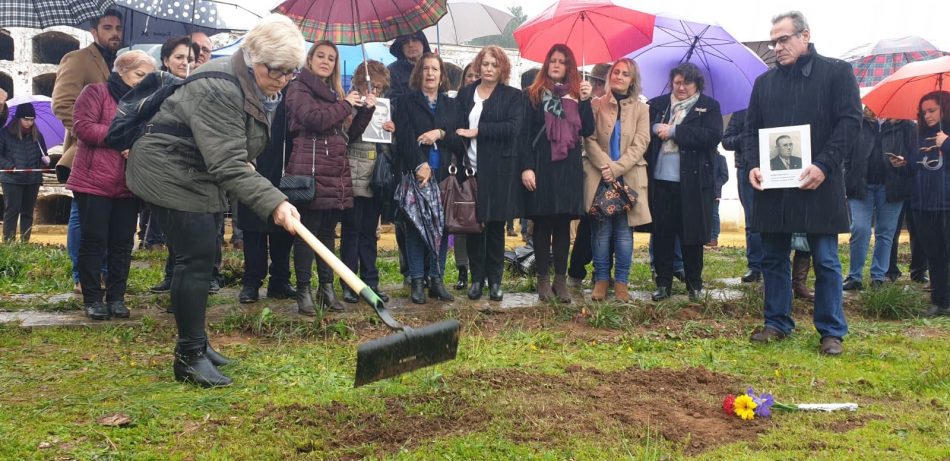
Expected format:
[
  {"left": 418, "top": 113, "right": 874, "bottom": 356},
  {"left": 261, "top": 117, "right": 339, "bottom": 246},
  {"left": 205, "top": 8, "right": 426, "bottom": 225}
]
[
  {"left": 1, "top": 182, "right": 39, "bottom": 242},
  {"left": 153, "top": 206, "right": 217, "bottom": 352},
  {"left": 913, "top": 210, "right": 950, "bottom": 308},
  {"left": 467, "top": 221, "right": 506, "bottom": 284},
  {"left": 293, "top": 209, "right": 340, "bottom": 287},
  {"left": 74, "top": 192, "right": 138, "bottom": 303},
  {"left": 533, "top": 215, "right": 571, "bottom": 276}
]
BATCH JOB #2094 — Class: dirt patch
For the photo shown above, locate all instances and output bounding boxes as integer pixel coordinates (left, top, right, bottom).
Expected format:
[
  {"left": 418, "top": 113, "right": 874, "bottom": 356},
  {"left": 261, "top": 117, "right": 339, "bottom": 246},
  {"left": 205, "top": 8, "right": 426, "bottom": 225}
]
[
  {"left": 261, "top": 365, "right": 772, "bottom": 456},
  {"left": 814, "top": 413, "right": 884, "bottom": 433}
]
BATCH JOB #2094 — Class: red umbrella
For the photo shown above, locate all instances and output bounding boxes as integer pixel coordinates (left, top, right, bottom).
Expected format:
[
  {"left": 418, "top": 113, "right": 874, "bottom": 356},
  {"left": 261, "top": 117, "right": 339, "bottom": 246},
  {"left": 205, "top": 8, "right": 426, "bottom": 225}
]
[
  {"left": 862, "top": 56, "right": 950, "bottom": 120},
  {"left": 513, "top": 0, "right": 654, "bottom": 66}
]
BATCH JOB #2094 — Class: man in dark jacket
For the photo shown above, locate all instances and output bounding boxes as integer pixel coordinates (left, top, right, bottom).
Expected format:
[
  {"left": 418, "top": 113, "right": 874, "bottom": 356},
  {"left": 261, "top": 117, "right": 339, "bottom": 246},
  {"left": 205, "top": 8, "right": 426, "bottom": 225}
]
[
  {"left": 386, "top": 31, "right": 431, "bottom": 105},
  {"left": 744, "top": 11, "right": 861, "bottom": 356},
  {"left": 722, "top": 109, "right": 762, "bottom": 281}
]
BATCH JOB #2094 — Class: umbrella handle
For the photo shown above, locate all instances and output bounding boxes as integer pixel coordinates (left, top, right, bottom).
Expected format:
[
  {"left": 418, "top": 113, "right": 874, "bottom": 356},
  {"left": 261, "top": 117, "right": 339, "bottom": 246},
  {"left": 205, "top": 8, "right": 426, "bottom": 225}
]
[{"left": 291, "top": 218, "right": 404, "bottom": 331}]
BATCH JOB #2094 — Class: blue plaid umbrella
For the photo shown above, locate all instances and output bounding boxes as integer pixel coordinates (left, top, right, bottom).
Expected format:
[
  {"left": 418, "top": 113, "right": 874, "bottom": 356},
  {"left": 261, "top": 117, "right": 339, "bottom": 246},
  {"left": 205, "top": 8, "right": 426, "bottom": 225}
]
[{"left": 0, "top": 0, "right": 112, "bottom": 29}]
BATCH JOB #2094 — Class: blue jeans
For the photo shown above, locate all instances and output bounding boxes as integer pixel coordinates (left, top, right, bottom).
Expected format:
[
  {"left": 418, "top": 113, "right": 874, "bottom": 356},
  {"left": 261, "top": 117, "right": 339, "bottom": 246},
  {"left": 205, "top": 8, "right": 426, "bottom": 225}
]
[
  {"left": 405, "top": 227, "right": 448, "bottom": 279},
  {"left": 710, "top": 199, "right": 721, "bottom": 241},
  {"left": 68, "top": 200, "right": 81, "bottom": 282},
  {"left": 761, "top": 233, "right": 848, "bottom": 339},
  {"left": 737, "top": 167, "right": 762, "bottom": 271},
  {"left": 591, "top": 214, "right": 633, "bottom": 283},
  {"left": 847, "top": 185, "right": 903, "bottom": 282}
]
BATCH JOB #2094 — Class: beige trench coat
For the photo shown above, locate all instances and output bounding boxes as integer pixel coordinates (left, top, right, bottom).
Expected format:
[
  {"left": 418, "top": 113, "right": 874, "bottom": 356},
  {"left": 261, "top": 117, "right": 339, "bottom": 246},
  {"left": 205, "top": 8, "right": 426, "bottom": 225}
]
[{"left": 583, "top": 93, "right": 652, "bottom": 227}]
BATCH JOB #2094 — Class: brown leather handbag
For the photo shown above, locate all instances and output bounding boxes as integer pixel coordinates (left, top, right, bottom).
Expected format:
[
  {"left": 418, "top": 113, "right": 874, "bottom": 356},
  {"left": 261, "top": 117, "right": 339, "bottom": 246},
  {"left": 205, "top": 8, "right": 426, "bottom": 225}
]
[{"left": 440, "top": 162, "right": 483, "bottom": 234}]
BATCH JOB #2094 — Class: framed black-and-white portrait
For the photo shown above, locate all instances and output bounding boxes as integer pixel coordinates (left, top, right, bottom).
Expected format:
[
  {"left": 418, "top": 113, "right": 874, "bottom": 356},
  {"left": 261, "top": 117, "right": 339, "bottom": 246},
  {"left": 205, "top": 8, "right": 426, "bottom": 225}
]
[
  {"left": 362, "top": 97, "right": 392, "bottom": 144},
  {"left": 758, "top": 124, "right": 811, "bottom": 189}
]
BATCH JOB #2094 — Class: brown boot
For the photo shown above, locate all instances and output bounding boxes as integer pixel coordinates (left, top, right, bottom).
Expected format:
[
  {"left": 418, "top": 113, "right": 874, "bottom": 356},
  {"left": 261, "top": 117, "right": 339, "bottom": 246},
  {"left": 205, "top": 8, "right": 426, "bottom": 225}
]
[
  {"left": 591, "top": 280, "right": 609, "bottom": 301},
  {"left": 552, "top": 274, "right": 571, "bottom": 304},
  {"left": 614, "top": 282, "right": 630, "bottom": 302},
  {"left": 536, "top": 275, "right": 554, "bottom": 302},
  {"left": 792, "top": 251, "right": 814, "bottom": 301}
]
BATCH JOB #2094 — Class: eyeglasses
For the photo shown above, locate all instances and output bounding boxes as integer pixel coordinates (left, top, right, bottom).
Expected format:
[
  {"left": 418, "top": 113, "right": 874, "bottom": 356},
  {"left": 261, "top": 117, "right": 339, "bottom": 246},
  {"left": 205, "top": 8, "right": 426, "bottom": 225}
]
[
  {"left": 22, "top": 117, "right": 35, "bottom": 121},
  {"left": 768, "top": 30, "right": 805, "bottom": 50},
  {"left": 264, "top": 63, "right": 299, "bottom": 80},
  {"left": 199, "top": 47, "right": 212, "bottom": 55}
]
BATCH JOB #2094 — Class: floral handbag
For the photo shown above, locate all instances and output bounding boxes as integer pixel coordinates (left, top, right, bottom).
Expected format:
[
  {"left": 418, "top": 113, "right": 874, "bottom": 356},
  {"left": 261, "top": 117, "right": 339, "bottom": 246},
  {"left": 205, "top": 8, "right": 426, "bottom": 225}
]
[{"left": 588, "top": 179, "right": 638, "bottom": 221}]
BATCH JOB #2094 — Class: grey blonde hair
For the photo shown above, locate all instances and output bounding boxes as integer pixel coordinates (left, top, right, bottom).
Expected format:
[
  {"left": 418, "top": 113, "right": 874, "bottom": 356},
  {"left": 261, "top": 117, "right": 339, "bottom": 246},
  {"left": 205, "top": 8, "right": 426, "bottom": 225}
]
[
  {"left": 114, "top": 50, "right": 156, "bottom": 75},
  {"left": 771, "top": 11, "right": 809, "bottom": 32},
  {"left": 241, "top": 14, "right": 306, "bottom": 70}
]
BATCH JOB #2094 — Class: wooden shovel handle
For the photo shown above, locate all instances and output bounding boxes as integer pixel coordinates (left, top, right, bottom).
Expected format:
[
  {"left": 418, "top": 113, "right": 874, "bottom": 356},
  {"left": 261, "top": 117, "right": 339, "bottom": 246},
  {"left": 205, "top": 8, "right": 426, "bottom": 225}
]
[{"left": 292, "top": 219, "right": 367, "bottom": 294}]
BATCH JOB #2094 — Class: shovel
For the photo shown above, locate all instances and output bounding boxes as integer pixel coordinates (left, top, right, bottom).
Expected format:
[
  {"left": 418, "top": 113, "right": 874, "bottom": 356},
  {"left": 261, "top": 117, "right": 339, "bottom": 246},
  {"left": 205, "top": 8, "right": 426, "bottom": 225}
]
[{"left": 291, "top": 219, "right": 460, "bottom": 387}]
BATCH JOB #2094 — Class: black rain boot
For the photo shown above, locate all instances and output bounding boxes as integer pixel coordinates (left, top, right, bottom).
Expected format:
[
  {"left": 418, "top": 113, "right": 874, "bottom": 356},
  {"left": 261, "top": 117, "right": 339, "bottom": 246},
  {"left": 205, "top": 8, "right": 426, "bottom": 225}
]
[
  {"left": 205, "top": 341, "right": 233, "bottom": 367},
  {"left": 410, "top": 278, "right": 426, "bottom": 304},
  {"left": 317, "top": 283, "right": 345, "bottom": 312},
  {"left": 429, "top": 277, "right": 455, "bottom": 301},
  {"left": 296, "top": 285, "right": 316, "bottom": 316},
  {"left": 341, "top": 283, "right": 359, "bottom": 303},
  {"left": 174, "top": 346, "right": 232, "bottom": 388},
  {"left": 85, "top": 301, "right": 111, "bottom": 320},
  {"left": 455, "top": 265, "right": 469, "bottom": 291}
]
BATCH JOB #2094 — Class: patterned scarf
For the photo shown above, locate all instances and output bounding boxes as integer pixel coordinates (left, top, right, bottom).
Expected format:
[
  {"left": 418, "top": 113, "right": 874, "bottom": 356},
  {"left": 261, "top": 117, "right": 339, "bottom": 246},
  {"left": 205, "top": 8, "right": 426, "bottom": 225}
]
[
  {"left": 542, "top": 84, "right": 581, "bottom": 162},
  {"left": 660, "top": 91, "right": 700, "bottom": 154}
]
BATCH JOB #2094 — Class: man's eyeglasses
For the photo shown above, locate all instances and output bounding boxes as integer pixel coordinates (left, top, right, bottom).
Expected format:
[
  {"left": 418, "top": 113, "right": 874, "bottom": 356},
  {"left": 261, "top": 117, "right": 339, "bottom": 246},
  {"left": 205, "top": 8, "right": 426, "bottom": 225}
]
[
  {"left": 264, "top": 63, "right": 299, "bottom": 80},
  {"left": 768, "top": 29, "right": 805, "bottom": 50},
  {"left": 199, "top": 47, "right": 212, "bottom": 55}
]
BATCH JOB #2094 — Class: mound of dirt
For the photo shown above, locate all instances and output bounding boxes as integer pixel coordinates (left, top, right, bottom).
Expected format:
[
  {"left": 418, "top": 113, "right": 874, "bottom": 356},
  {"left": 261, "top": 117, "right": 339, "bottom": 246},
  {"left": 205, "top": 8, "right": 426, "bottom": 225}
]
[{"left": 261, "top": 366, "right": 781, "bottom": 457}]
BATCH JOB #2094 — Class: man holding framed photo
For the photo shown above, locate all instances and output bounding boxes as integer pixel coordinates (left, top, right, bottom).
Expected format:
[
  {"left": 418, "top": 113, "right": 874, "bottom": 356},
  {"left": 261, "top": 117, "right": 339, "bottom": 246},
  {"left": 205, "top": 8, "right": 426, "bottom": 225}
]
[{"left": 743, "top": 11, "right": 861, "bottom": 356}]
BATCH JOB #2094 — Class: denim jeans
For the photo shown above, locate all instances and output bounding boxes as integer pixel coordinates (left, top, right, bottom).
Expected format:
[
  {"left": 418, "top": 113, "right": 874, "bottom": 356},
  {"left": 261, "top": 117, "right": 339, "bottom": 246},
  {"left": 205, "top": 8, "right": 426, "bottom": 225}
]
[
  {"left": 847, "top": 184, "right": 903, "bottom": 282},
  {"left": 737, "top": 167, "right": 762, "bottom": 271},
  {"left": 68, "top": 200, "right": 81, "bottom": 283},
  {"left": 591, "top": 214, "right": 632, "bottom": 283},
  {"left": 710, "top": 199, "right": 721, "bottom": 241},
  {"left": 761, "top": 233, "right": 848, "bottom": 339},
  {"left": 405, "top": 226, "right": 448, "bottom": 279}
]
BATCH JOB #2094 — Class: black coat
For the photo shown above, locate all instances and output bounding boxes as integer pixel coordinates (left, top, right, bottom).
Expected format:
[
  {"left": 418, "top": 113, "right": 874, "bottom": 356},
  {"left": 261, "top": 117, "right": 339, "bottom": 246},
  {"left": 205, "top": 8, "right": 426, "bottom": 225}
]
[
  {"left": 743, "top": 44, "right": 861, "bottom": 234},
  {"left": 237, "top": 97, "right": 290, "bottom": 233},
  {"left": 0, "top": 124, "right": 47, "bottom": 185},
  {"left": 644, "top": 93, "right": 723, "bottom": 245},
  {"left": 519, "top": 95, "right": 594, "bottom": 218},
  {"left": 455, "top": 81, "right": 524, "bottom": 222},
  {"left": 722, "top": 109, "right": 748, "bottom": 170},
  {"left": 393, "top": 91, "right": 463, "bottom": 183},
  {"left": 845, "top": 117, "right": 916, "bottom": 202}
]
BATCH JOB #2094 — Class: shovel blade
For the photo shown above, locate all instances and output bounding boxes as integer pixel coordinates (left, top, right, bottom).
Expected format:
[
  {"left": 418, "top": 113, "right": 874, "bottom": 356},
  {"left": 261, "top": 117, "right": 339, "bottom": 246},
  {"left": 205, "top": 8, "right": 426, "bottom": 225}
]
[{"left": 354, "top": 319, "right": 460, "bottom": 387}]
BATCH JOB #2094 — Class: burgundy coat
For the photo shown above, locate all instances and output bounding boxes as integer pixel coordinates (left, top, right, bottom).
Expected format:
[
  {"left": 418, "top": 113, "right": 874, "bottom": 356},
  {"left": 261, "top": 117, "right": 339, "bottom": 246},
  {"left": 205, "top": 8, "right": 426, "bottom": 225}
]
[
  {"left": 66, "top": 82, "right": 133, "bottom": 199},
  {"left": 284, "top": 68, "right": 373, "bottom": 210}
]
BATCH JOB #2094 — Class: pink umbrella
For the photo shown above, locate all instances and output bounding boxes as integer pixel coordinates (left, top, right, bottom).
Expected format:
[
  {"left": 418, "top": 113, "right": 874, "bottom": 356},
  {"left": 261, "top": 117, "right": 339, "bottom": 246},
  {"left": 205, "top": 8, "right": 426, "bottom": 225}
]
[
  {"left": 862, "top": 56, "right": 950, "bottom": 121},
  {"left": 513, "top": 0, "right": 654, "bottom": 66}
]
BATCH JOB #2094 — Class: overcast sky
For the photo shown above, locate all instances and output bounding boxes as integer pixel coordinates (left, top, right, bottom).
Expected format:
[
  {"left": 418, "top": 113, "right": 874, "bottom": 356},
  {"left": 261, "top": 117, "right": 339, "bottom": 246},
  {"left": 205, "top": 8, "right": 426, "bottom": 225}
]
[{"left": 478, "top": 0, "right": 950, "bottom": 59}]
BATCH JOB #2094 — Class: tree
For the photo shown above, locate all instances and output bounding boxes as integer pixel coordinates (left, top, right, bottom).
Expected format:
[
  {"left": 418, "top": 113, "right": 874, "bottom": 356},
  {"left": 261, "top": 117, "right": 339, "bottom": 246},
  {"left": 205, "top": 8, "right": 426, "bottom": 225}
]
[{"left": 468, "top": 5, "right": 527, "bottom": 49}]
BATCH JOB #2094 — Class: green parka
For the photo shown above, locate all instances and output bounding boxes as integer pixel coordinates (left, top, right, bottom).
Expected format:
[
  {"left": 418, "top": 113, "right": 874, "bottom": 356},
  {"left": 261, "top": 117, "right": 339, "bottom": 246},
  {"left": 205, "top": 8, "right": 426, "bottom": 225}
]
[{"left": 126, "top": 52, "right": 286, "bottom": 220}]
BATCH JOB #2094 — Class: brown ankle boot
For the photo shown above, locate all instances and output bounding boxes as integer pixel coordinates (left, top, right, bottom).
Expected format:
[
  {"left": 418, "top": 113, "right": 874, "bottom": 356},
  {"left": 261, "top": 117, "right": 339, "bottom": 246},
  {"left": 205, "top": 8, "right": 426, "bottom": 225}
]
[
  {"left": 536, "top": 275, "right": 554, "bottom": 302},
  {"left": 792, "top": 251, "right": 814, "bottom": 301},
  {"left": 591, "top": 280, "right": 609, "bottom": 301},
  {"left": 614, "top": 282, "right": 630, "bottom": 302},
  {"left": 552, "top": 274, "right": 571, "bottom": 304}
]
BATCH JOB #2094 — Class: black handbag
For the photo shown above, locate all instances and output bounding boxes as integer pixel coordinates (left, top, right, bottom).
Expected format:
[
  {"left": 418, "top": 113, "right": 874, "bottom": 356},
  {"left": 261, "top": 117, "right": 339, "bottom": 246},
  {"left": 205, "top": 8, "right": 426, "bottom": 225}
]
[
  {"left": 279, "top": 136, "right": 317, "bottom": 205},
  {"left": 370, "top": 148, "right": 395, "bottom": 196},
  {"left": 589, "top": 179, "right": 638, "bottom": 220}
]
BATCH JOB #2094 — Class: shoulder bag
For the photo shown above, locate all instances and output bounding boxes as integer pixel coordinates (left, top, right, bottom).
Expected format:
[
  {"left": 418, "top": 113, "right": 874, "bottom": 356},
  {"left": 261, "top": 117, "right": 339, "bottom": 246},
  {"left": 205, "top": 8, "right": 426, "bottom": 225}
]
[
  {"left": 440, "top": 158, "right": 483, "bottom": 234},
  {"left": 279, "top": 135, "right": 318, "bottom": 205}
]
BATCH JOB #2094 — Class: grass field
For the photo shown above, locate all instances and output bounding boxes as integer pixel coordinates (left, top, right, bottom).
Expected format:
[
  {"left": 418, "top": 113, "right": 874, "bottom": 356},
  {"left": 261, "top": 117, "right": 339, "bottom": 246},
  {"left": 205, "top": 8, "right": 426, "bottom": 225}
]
[{"left": 0, "top": 241, "right": 948, "bottom": 459}]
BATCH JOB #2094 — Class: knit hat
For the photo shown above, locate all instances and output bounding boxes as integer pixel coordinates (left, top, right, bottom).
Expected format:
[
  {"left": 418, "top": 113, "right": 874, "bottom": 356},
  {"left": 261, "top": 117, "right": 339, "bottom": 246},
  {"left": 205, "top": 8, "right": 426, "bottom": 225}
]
[{"left": 15, "top": 103, "right": 35, "bottom": 119}]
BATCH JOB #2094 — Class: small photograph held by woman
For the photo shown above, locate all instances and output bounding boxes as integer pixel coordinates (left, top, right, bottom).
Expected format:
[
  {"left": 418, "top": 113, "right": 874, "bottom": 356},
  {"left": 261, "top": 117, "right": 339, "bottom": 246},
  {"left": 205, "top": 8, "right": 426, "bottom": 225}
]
[
  {"left": 0, "top": 103, "right": 48, "bottom": 243},
  {"left": 520, "top": 43, "right": 594, "bottom": 304},
  {"left": 393, "top": 52, "right": 462, "bottom": 304},
  {"left": 888, "top": 91, "right": 950, "bottom": 317},
  {"left": 455, "top": 46, "right": 524, "bottom": 302},
  {"left": 67, "top": 50, "right": 155, "bottom": 320},
  {"left": 286, "top": 40, "right": 376, "bottom": 316},
  {"left": 645, "top": 62, "right": 723, "bottom": 302},
  {"left": 340, "top": 59, "right": 393, "bottom": 305},
  {"left": 583, "top": 58, "right": 651, "bottom": 303}
]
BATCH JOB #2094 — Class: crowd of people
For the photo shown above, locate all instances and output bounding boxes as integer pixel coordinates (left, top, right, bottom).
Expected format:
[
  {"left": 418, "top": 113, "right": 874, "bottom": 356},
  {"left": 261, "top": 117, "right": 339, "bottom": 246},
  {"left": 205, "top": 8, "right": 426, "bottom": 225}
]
[{"left": 0, "top": 9, "right": 946, "bottom": 387}]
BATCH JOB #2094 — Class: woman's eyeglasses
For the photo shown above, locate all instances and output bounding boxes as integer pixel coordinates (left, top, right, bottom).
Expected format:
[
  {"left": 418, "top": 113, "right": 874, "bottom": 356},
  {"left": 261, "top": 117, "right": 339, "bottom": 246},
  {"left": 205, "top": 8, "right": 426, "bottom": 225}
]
[
  {"left": 22, "top": 117, "right": 35, "bottom": 121},
  {"left": 264, "top": 64, "right": 300, "bottom": 80}
]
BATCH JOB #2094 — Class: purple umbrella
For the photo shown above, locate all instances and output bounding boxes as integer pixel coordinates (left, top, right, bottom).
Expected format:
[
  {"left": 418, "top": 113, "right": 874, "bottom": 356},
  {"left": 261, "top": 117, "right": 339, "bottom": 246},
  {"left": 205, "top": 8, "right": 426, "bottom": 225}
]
[
  {"left": 4, "top": 94, "right": 65, "bottom": 148},
  {"left": 627, "top": 15, "right": 768, "bottom": 114}
]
